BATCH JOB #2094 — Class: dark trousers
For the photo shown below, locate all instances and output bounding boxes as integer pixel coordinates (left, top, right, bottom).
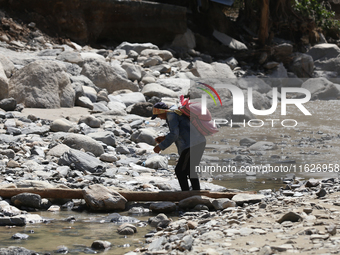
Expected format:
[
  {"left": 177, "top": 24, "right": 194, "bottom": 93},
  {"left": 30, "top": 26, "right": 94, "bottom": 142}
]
[{"left": 175, "top": 142, "right": 206, "bottom": 191}]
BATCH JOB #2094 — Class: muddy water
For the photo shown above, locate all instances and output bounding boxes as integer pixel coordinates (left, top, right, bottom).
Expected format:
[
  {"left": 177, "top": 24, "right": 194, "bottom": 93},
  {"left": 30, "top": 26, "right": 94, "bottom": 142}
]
[
  {"left": 0, "top": 210, "right": 163, "bottom": 254},
  {"left": 206, "top": 100, "right": 340, "bottom": 190}
]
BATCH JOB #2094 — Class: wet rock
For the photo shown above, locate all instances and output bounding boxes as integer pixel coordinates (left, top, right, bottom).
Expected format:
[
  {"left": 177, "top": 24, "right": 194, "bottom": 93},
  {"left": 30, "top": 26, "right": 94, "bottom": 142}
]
[
  {"left": 0, "top": 216, "right": 26, "bottom": 226},
  {"left": 249, "top": 141, "right": 278, "bottom": 151},
  {"left": 131, "top": 128, "right": 157, "bottom": 146},
  {"left": 109, "top": 213, "right": 140, "bottom": 223},
  {"left": 240, "top": 137, "right": 256, "bottom": 147},
  {"left": 62, "top": 133, "right": 104, "bottom": 157},
  {"left": 91, "top": 240, "right": 111, "bottom": 250},
  {"left": 78, "top": 115, "right": 101, "bottom": 128},
  {"left": 148, "top": 213, "right": 170, "bottom": 228},
  {"left": 150, "top": 202, "right": 176, "bottom": 213},
  {"left": 58, "top": 149, "right": 105, "bottom": 173},
  {"left": 81, "top": 59, "right": 138, "bottom": 93},
  {"left": 57, "top": 245, "right": 68, "bottom": 254},
  {"left": 316, "top": 188, "right": 327, "bottom": 198},
  {"left": 47, "top": 205, "right": 60, "bottom": 212},
  {"left": 178, "top": 196, "right": 213, "bottom": 209},
  {"left": 232, "top": 194, "right": 265, "bottom": 205},
  {"left": 11, "top": 193, "right": 41, "bottom": 209},
  {"left": 50, "top": 118, "right": 75, "bottom": 132},
  {"left": 144, "top": 155, "right": 168, "bottom": 169},
  {"left": 117, "top": 223, "right": 137, "bottom": 235},
  {"left": 277, "top": 212, "right": 302, "bottom": 223},
  {"left": 9, "top": 60, "right": 75, "bottom": 108},
  {"left": 11, "top": 233, "right": 29, "bottom": 240},
  {"left": 0, "top": 98, "right": 17, "bottom": 111},
  {"left": 83, "top": 184, "right": 127, "bottom": 211}
]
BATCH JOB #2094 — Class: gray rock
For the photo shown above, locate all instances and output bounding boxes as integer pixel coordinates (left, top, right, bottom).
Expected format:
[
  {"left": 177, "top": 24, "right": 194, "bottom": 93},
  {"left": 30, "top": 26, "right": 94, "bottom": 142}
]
[
  {"left": 238, "top": 78, "right": 272, "bottom": 94},
  {"left": 83, "top": 184, "right": 127, "bottom": 211},
  {"left": 0, "top": 53, "right": 15, "bottom": 78},
  {"left": 192, "top": 60, "right": 236, "bottom": 79},
  {"left": 140, "top": 49, "right": 173, "bottom": 61},
  {"left": 56, "top": 51, "right": 84, "bottom": 65},
  {"left": 47, "top": 144, "right": 70, "bottom": 157},
  {"left": 50, "top": 118, "right": 75, "bottom": 132},
  {"left": 148, "top": 236, "right": 165, "bottom": 251},
  {"left": 107, "top": 101, "right": 126, "bottom": 112},
  {"left": 117, "top": 223, "right": 137, "bottom": 235},
  {"left": 143, "top": 56, "right": 163, "bottom": 67},
  {"left": 327, "top": 224, "right": 337, "bottom": 236},
  {"left": 307, "top": 43, "right": 340, "bottom": 61},
  {"left": 11, "top": 193, "right": 41, "bottom": 209},
  {"left": 121, "top": 63, "right": 142, "bottom": 81},
  {"left": 212, "top": 198, "right": 236, "bottom": 210},
  {"left": 0, "top": 200, "right": 22, "bottom": 216},
  {"left": 314, "top": 57, "right": 340, "bottom": 74},
  {"left": 78, "top": 115, "right": 101, "bottom": 128},
  {"left": 83, "top": 86, "right": 97, "bottom": 103},
  {"left": 8, "top": 60, "right": 75, "bottom": 108},
  {"left": 240, "top": 137, "right": 256, "bottom": 147},
  {"left": 116, "top": 145, "right": 130, "bottom": 154},
  {"left": 0, "top": 149, "right": 15, "bottom": 159},
  {"left": 76, "top": 96, "right": 94, "bottom": 110},
  {"left": 131, "top": 128, "right": 157, "bottom": 146},
  {"left": 277, "top": 212, "right": 302, "bottom": 223},
  {"left": 129, "top": 102, "right": 153, "bottom": 117},
  {"left": 232, "top": 194, "right": 265, "bottom": 205},
  {"left": 118, "top": 92, "right": 146, "bottom": 106},
  {"left": 81, "top": 59, "right": 138, "bottom": 93},
  {"left": 58, "top": 149, "right": 105, "bottom": 173},
  {"left": 142, "top": 83, "right": 178, "bottom": 98},
  {"left": 289, "top": 53, "right": 314, "bottom": 78},
  {"left": 148, "top": 213, "right": 169, "bottom": 228},
  {"left": 301, "top": 77, "right": 340, "bottom": 100},
  {"left": 0, "top": 216, "right": 26, "bottom": 226},
  {"left": 91, "top": 240, "right": 111, "bottom": 250},
  {"left": 88, "top": 131, "right": 116, "bottom": 147},
  {"left": 272, "top": 43, "right": 293, "bottom": 64},
  {"left": 0, "top": 247, "right": 35, "bottom": 255},
  {"left": 62, "top": 133, "right": 104, "bottom": 156},
  {"left": 0, "top": 62, "right": 9, "bottom": 100},
  {"left": 178, "top": 196, "right": 213, "bottom": 209},
  {"left": 249, "top": 141, "right": 278, "bottom": 151},
  {"left": 100, "top": 153, "right": 118, "bottom": 163},
  {"left": 57, "top": 246, "right": 68, "bottom": 254},
  {"left": 179, "top": 235, "right": 193, "bottom": 251},
  {"left": 316, "top": 188, "right": 327, "bottom": 198},
  {"left": 258, "top": 245, "right": 273, "bottom": 255},
  {"left": 144, "top": 155, "right": 168, "bottom": 169},
  {"left": 171, "top": 29, "right": 196, "bottom": 49},
  {"left": 150, "top": 202, "right": 176, "bottom": 213},
  {"left": 0, "top": 97, "right": 16, "bottom": 111},
  {"left": 93, "top": 103, "right": 110, "bottom": 112},
  {"left": 115, "top": 42, "right": 158, "bottom": 54}
]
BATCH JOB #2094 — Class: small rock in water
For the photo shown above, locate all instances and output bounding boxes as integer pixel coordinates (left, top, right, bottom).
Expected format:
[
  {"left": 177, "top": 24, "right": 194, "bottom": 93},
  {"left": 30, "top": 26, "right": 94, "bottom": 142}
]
[
  {"left": 91, "top": 240, "right": 111, "bottom": 250},
  {"left": 11, "top": 233, "right": 29, "bottom": 239},
  {"left": 56, "top": 246, "right": 68, "bottom": 254},
  {"left": 117, "top": 223, "right": 137, "bottom": 235}
]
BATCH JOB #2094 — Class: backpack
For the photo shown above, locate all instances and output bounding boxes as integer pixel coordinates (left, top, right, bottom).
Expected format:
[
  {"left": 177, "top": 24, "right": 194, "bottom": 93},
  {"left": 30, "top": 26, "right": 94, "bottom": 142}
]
[{"left": 179, "top": 95, "right": 219, "bottom": 136}]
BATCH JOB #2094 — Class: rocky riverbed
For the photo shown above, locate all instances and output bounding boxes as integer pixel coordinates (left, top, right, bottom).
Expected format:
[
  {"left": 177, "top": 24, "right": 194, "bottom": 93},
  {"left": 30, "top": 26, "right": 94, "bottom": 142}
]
[{"left": 0, "top": 9, "right": 340, "bottom": 255}]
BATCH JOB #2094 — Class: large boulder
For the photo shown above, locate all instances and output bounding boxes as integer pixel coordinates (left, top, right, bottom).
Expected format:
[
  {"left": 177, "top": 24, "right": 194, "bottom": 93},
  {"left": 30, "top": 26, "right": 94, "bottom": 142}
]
[
  {"left": 62, "top": 133, "right": 104, "bottom": 156},
  {"left": 58, "top": 149, "right": 105, "bottom": 173},
  {"left": 83, "top": 184, "right": 127, "bottom": 211},
  {"left": 88, "top": 131, "right": 116, "bottom": 147},
  {"left": 118, "top": 92, "right": 146, "bottom": 106},
  {"left": 289, "top": 53, "right": 314, "bottom": 78},
  {"left": 314, "top": 58, "right": 340, "bottom": 74},
  {"left": 0, "top": 62, "right": 9, "bottom": 100},
  {"left": 301, "top": 77, "right": 340, "bottom": 100},
  {"left": 121, "top": 63, "right": 143, "bottom": 81},
  {"left": 191, "top": 60, "right": 236, "bottom": 79},
  {"left": 307, "top": 43, "right": 340, "bottom": 61},
  {"left": 131, "top": 128, "right": 157, "bottom": 145},
  {"left": 11, "top": 193, "right": 41, "bottom": 209},
  {"left": 8, "top": 60, "right": 75, "bottom": 108},
  {"left": 81, "top": 59, "right": 138, "bottom": 93},
  {"left": 142, "top": 83, "right": 178, "bottom": 98},
  {"left": 0, "top": 54, "right": 15, "bottom": 78}
]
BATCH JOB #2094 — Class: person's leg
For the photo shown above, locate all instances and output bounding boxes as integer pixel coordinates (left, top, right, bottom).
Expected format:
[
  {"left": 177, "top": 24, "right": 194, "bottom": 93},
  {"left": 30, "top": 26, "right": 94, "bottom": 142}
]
[
  {"left": 175, "top": 148, "right": 190, "bottom": 191},
  {"left": 189, "top": 142, "right": 206, "bottom": 190}
]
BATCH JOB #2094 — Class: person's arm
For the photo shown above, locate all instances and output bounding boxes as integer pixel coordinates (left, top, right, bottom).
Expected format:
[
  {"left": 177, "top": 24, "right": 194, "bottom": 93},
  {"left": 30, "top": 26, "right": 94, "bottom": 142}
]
[{"left": 158, "top": 113, "right": 179, "bottom": 151}]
